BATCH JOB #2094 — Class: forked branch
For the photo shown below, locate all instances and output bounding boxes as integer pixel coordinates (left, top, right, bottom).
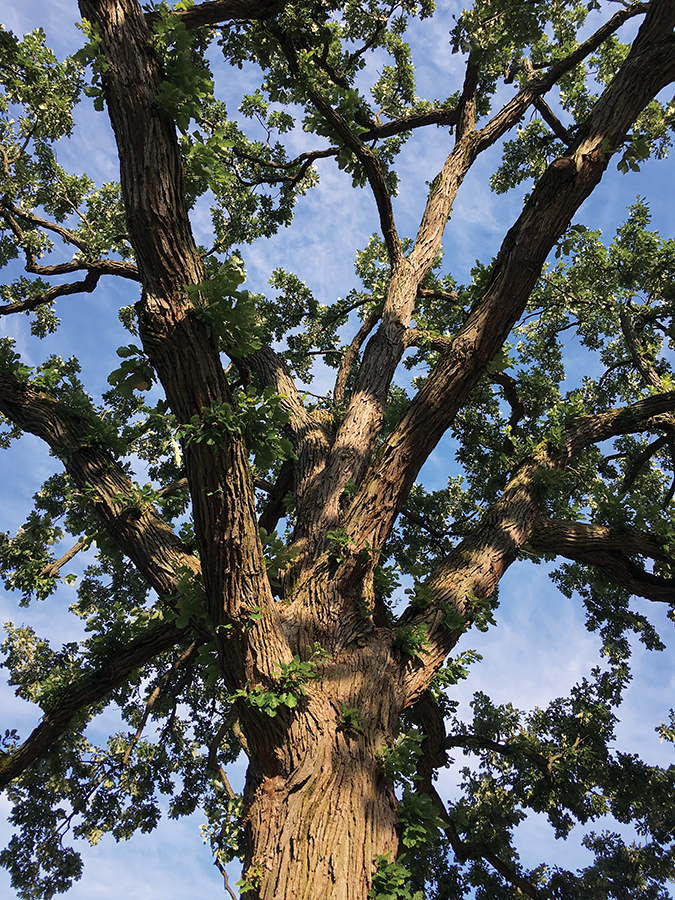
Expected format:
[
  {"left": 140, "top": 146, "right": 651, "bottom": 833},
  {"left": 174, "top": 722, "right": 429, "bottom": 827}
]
[
  {"left": 343, "top": 3, "right": 675, "bottom": 556},
  {"left": 426, "top": 786, "right": 544, "bottom": 899},
  {"left": 396, "top": 390, "right": 675, "bottom": 702}
]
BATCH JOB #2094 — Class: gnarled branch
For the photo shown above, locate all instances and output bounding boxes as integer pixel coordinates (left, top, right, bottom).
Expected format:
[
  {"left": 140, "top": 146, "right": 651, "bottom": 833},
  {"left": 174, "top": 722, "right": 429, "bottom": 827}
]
[{"left": 529, "top": 518, "right": 675, "bottom": 604}]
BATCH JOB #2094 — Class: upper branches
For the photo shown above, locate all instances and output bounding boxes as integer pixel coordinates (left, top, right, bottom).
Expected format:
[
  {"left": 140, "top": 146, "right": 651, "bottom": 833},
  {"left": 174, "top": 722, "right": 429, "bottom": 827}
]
[
  {"left": 297, "top": 76, "right": 404, "bottom": 267},
  {"left": 283, "top": 1, "right": 663, "bottom": 557},
  {"left": 341, "top": 0, "right": 675, "bottom": 559}
]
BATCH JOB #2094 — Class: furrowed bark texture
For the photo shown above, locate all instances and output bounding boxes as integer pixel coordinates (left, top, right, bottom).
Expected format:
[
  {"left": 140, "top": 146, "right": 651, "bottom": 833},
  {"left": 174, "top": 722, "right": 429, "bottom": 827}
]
[
  {"left": 77, "top": 0, "right": 287, "bottom": 680},
  {"left": 240, "top": 636, "right": 403, "bottom": 900},
  {"left": 529, "top": 519, "right": 675, "bottom": 603}
]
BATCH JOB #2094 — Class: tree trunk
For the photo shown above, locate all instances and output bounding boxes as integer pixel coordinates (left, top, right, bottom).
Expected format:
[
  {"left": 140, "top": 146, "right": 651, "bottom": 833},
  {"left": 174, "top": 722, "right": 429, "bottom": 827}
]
[{"left": 241, "top": 645, "right": 402, "bottom": 900}]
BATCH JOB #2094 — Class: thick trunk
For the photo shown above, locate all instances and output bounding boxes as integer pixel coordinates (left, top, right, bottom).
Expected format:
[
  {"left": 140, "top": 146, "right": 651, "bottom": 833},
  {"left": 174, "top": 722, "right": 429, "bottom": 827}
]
[{"left": 241, "top": 649, "right": 402, "bottom": 900}]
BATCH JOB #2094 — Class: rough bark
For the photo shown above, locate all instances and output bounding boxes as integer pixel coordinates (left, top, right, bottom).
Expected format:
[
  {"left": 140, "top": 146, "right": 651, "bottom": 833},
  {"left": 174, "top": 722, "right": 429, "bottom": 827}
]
[
  {"left": 240, "top": 637, "right": 403, "bottom": 900},
  {"left": 77, "top": 0, "right": 287, "bottom": 682},
  {"left": 529, "top": 519, "right": 675, "bottom": 603}
]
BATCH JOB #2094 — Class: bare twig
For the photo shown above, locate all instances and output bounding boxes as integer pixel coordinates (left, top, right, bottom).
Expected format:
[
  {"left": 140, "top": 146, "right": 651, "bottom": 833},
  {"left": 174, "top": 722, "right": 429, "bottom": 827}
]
[
  {"left": 39, "top": 539, "right": 85, "bottom": 580},
  {"left": 207, "top": 713, "right": 237, "bottom": 799}
]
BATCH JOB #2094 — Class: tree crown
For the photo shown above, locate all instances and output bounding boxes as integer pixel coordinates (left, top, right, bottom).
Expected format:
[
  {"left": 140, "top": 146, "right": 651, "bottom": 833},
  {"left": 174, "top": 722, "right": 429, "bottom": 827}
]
[{"left": 2, "top": 1, "right": 675, "bottom": 898}]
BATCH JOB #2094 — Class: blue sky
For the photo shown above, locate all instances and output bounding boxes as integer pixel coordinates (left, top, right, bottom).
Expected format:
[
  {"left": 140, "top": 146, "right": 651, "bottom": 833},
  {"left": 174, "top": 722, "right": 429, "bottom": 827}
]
[{"left": 1, "top": 1, "right": 675, "bottom": 897}]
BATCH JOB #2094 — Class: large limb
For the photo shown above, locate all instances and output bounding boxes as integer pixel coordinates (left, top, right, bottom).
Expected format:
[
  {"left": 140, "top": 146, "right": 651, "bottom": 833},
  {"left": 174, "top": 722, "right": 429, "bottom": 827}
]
[
  {"left": 308, "top": 3, "right": 651, "bottom": 546},
  {"left": 78, "top": 0, "right": 287, "bottom": 675},
  {"left": 342, "top": 1, "right": 675, "bottom": 556},
  {"left": 0, "top": 370, "right": 198, "bottom": 596},
  {"left": 245, "top": 346, "right": 331, "bottom": 559},
  {"left": 395, "top": 390, "right": 675, "bottom": 704},
  {"left": 528, "top": 519, "right": 675, "bottom": 604}
]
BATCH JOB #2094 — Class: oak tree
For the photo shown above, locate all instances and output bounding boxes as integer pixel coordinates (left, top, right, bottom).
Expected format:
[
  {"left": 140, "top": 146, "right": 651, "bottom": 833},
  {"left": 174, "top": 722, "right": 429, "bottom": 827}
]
[{"left": 2, "top": 1, "right": 675, "bottom": 898}]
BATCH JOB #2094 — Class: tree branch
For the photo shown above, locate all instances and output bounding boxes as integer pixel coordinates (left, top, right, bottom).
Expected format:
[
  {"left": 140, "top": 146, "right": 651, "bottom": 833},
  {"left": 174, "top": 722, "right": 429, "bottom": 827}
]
[
  {"left": 491, "top": 371, "right": 526, "bottom": 453},
  {"left": 455, "top": 53, "right": 480, "bottom": 142},
  {"left": 0, "top": 369, "right": 199, "bottom": 598},
  {"left": 533, "top": 95, "right": 574, "bottom": 145},
  {"left": 444, "top": 732, "right": 578, "bottom": 786},
  {"left": 395, "top": 389, "right": 675, "bottom": 701},
  {"left": 0, "top": 620, "right": 190, "bottom": 787},
  {"left": 246, "top": 346, "right": 331, "bottom": 557},
  {"left": 315, "top": 4, "right": 650, "bottom": 537},
  {"left": 0, "top": 260, "right": 139, "bottom": 317},
  {"left": 408, "top": 691, "right": 449, "bottom": 793},
  {"left": 0, "top": 270, "right": 102, "bottom": 315},
  {"left": 78, "top": 0, "right": 287, "bottom": 672},
  {"left": 417, "top": 286, "right": 459, "bottom": 305},
  {"left": 304, "top": 85, "right": 403, "bottom": 266},
  {"left": 333, "top": 310, "right": 380, "bottom": 406},
  {"left": 145, "top": 0, "right": 287, "bottom": 28},
  {"left": 258, "top": 458, "right": 294, "bottom": 535},
  {"left": 425, "top": 785, "right": 544, "bottom": 898},
  {"left": 529, "top": 518, "right": 675, "bottom": 604},
  {"left": 232, "top": 145, "right": 337, "bottom": 181},
  {"left": 342, "top": 3, "right": 675, "bottom": 557},
  {"left": 122, "top": 640, "right": 199, "bottom": 765},
  {"left": 396, "top": 457, "right": 548, "bottom": 703},
  {"left": 620, "top": 434, "right": 670, "bottom": 495},
  {"left": 361, "top": 106, "right": 460, "bottom": 141},
  {"left": 1, "top": 201, "right": 91, "bottom": 253},
  {"left": 619, "top": 301, "right": 663, "bottom": 390},
  {"left": 38, "top": 539, "right": 85, "bottom": 580},
  {"left": 560, "top": 391, "right": 675, "bottom": 459}
]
